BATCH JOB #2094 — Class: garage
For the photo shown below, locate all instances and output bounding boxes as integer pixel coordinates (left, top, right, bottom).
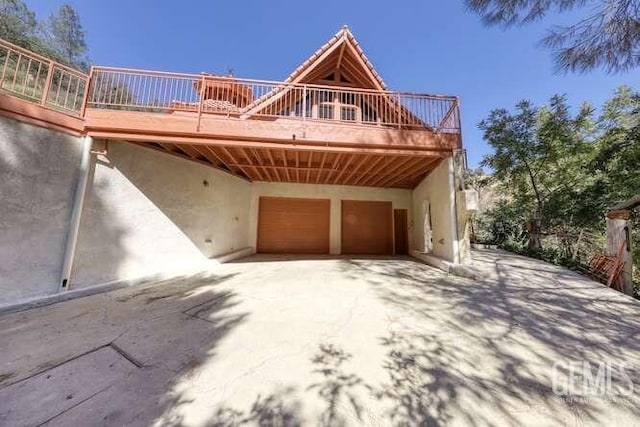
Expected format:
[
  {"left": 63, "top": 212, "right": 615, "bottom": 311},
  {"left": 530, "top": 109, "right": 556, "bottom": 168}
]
[
  {"left": 257, "top": 196, "right": 330, "bottom": 254},
  {"left": 341, "top": 200, "right": 393, "bottom": 255}
]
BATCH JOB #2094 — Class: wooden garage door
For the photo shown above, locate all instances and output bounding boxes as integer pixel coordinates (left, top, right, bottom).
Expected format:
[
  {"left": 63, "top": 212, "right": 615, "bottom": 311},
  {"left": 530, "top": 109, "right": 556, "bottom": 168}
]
[
  {"left": 258, "top": 197, "right": 330, "bottom": 254},
  {"left": 341, "top": 200, "right": 393, "bottom": 255}
]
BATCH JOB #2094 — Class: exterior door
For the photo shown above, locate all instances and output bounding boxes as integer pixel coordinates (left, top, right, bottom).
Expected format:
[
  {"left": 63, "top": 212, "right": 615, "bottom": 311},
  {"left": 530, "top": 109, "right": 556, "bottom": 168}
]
[
  {"left": 394, "top": 209, "right": 409, "bottom": 255},
  {"left": 257, "top": 197, "right": 330, "bottom": 254},
  {"left": 341, "top": 200, "right": 393, "bottom": 255}
]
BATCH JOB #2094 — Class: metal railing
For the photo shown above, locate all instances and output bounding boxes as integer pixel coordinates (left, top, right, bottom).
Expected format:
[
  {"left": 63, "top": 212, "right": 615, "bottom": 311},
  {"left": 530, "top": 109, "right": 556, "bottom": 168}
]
[
  {"left": 0, "top": 37, "right": 461, "bottom": 134},
  {"left": 86, "top": 67, "right": 461, "bottom": 133},
  {"left": 0, "top": 39, "right": 88, "bottom": 115}
]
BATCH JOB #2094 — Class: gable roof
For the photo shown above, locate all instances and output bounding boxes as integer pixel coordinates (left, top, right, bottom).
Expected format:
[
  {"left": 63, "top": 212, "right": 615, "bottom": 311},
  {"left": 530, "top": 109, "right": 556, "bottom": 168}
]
[
  {"left": 283, "top": 25, "right": 387, "bottom": 90},
  {"left": 242, "top": 26, "right": 390, "bottom": 117}
]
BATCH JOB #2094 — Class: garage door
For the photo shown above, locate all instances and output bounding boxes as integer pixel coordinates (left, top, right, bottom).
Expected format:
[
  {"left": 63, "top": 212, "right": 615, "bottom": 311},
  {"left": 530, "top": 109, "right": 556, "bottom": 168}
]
[
  {"left": 341, "top": 200, "right": 393, "bottom": 254},
  {"left": 257, "top": 197, "right": 330, "bottom": 254}
]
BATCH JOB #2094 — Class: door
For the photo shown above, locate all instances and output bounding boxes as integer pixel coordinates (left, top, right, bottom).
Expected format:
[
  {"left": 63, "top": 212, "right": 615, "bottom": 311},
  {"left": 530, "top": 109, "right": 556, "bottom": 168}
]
[
  {"left": 341, "top": 200, "right": 393, "bottom": 254},
  {"left": 257, "top": 196, "right": 330, "bottom": 254},
  {"left": 394, "top": 209, "right": 409, "bottom": 255}
]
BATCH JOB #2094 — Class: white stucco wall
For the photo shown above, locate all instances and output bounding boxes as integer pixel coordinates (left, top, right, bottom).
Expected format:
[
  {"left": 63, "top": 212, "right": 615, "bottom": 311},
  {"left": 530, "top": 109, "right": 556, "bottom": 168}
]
[
  {"left": 411, "top": 158, "right": 458, "bottom": 262},
  {"left": 0, "top": 115, "right": 461, "bottom": 308},
  {"left": 0, "top": 117, "right": 83, "bottom": 305},
  {"left": 250, "top": 182, "right": 412, "bottom": 254},
  {"left": 72, "top": 141, "right": 252, "bottom": 288}
]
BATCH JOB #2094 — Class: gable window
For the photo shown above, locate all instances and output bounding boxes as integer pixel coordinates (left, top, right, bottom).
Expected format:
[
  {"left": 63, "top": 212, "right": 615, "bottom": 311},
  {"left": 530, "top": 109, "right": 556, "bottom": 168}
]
[
  {"left": 319, "top": 104, "right": 334, "bottom": 120},
  {"left": 341, "top": 105, "right": 357, "bottom": 121}
]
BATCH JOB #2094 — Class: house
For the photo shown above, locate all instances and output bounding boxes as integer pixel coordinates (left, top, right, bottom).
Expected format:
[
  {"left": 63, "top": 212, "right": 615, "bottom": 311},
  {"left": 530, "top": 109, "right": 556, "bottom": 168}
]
[{"left": 0, "top": 27, "right": 476, "bottom": 308}]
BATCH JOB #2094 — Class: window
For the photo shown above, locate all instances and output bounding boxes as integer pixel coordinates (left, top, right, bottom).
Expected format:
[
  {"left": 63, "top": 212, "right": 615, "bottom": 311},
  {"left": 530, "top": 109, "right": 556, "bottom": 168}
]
[
  {"left": 341, "top": 106, "right": 357, "bottom": 121},
  {"left": 319, "top": 104, "right": 334, "bottom": 120}
]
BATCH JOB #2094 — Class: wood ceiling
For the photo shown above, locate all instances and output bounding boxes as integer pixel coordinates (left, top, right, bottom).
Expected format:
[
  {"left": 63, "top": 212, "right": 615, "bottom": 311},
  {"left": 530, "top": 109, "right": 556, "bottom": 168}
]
[{"left": 136, "top": 141, "right": 443, "bottom": 189}]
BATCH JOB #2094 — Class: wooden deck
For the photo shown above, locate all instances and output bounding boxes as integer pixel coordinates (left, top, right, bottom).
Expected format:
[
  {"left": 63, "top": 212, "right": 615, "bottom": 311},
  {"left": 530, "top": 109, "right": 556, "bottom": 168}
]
[{"left": 0, "top": 34, "right": 464, "bottom": 188}]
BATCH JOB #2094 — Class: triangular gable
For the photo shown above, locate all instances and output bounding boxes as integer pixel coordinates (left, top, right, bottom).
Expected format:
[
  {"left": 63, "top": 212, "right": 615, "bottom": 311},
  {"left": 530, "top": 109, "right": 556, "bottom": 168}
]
[
  {"left": 243, "top": 26, "right": 389, "bottom": 117},
  {"left": 284, "top": 25, "right": 387, "bottom": 90}
]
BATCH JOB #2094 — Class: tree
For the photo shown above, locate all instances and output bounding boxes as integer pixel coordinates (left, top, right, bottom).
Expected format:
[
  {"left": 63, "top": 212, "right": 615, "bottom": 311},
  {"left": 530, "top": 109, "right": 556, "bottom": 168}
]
[
  {"left": 465, "top": 0, "right": 640, "bottom": 73},
  {"left": 44, "top": 3, "right": 88, "bottom": 70},
  {"left": 0, "top": 0, "right": 37, "bottom": 48},
  {"left": 479, "top": 95, "right": 594, "bottom": 248}
]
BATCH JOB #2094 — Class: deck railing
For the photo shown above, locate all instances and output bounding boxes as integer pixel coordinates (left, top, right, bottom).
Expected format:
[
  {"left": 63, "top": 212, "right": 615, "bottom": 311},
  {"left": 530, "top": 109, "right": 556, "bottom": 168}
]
[
  {"left": 87, "top": 67, "right": 461, "bottom": 133},
  {"left": 0, "top": 37, "right": 461, "bottom": 134},
  {"left": 0, "top": 39, "right": 88, "bottom": 115}
]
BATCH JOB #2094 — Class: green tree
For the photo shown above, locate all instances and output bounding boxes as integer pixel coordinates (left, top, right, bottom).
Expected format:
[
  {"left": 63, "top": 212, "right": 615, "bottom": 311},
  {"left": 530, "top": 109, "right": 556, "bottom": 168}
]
[
  {"left": 44, "top": 3, "right": 88, "bottom": 70},
  {"left": 0, "top": 0, "right": 41, "bottom": 50},
  {"left": 466, "top": 0, "right": 640, "bottom": 73},
  {"left": 479, "top": 95, "right": 594, "bottom": 248}
]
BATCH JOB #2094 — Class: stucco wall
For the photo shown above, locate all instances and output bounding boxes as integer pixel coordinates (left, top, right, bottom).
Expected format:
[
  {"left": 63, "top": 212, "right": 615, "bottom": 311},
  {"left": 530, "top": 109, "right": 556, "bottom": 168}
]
[
  {"left": 411, "top": 158, "right": 458, "bottom": 262},
  {"left": 250, "top": 182, "right": 412, "bottom": 254},
  {"left": 72, "top": 141, "right": 252, "bottom": 288},
  {"left": 0, "top": 117, "right": 83, "bottom": 305}
]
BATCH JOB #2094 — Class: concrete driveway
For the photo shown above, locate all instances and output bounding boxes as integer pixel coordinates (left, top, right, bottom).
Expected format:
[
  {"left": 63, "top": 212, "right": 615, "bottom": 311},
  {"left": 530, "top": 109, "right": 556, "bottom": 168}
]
[{"left": 1, "top": 250, "right": 640, "bottom": 426}]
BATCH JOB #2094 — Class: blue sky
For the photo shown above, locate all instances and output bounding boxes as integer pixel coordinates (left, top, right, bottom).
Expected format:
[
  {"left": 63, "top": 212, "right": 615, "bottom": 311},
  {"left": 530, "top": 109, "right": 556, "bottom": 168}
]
[{"left": 28, "top": 0, "right": 636, "bottom": 167}]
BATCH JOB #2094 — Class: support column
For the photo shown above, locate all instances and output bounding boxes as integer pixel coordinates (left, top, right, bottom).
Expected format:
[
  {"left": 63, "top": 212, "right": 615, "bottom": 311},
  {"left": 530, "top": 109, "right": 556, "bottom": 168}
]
[
  {"left": 60, "top": 135, "right": 93, "bottom": 291},
  {"left": 606, "top": 210, "right": 633, "bottom": 296}
]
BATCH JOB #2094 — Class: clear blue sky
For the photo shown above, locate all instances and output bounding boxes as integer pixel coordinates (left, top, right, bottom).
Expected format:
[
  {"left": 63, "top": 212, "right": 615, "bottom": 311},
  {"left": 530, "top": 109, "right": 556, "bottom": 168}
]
[{"left": 28, "top": 0, "right": 636, "bottom": 167}]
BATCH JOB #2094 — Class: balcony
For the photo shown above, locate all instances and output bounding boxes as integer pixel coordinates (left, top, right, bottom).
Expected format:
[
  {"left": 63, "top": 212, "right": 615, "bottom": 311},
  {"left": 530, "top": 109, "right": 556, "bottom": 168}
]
[{"left": 0, "top": 37, "right": 462, "bottom": 188}]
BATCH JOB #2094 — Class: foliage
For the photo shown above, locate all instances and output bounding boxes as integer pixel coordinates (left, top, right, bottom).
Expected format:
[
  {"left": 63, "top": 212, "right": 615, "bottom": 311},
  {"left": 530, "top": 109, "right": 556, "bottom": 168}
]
[
  {"left": 477, "top": 86, "right": 639, "bottom": 296},
  {"left": 478, "top": 94, "right": 594, "bottom": 247},
  {"left": 0, "top": 1, "right": 88, "bottom": 70},
  {"left": 465, "top": 0, "right": 640, "bottom": 73},
  {"left": 43, "top": 3, "right": 88, "bottom": 71}
]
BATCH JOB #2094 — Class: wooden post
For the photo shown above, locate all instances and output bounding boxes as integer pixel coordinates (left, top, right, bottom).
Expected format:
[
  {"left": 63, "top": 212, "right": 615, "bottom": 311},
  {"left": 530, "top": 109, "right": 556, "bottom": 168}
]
[
  {"left": 41, "top": 62, "right": 54, "bottom": 106},
  {"left": 302, "top": 85, "right": 307, "bottom": 121},
  {"left": 606, "top": 209, "right": 633, "bottom": 296},
  {"left": 196, "top": 74, "right": 205, "bottom": 132}
]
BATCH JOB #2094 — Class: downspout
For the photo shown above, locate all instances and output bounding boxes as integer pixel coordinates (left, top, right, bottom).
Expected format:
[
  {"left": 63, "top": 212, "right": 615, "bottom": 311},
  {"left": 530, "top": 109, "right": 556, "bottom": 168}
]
[
  {"left": 60, "top": 135, "right": 93, "bottom": 291},
  {"left": 448, "top": 156, "right": 461, "bottom": 264}
]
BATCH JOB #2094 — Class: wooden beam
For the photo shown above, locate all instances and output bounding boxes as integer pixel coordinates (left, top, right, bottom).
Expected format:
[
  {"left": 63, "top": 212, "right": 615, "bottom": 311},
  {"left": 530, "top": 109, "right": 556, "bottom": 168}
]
[
  {"left": 379, "top": 156, "right": 426, "bottom": 187},
  {"left": 402, "top": 157, "right": 441, "bottom": 184},
  {"left": 325, "top": 154, "right": 343, "bottom": 184},
  {"left": 237, "top": 147, "right": 264, "bottom": 180},
  {"left": 281, "top": 149, "right": 291, "bottom": 182},
  {"left": 316, "top": 152, "right": 328, "bottom": 184},
  {"left": 87, "top": 130, "right": 452, "bottom": 157},
  {"left": 332, "top": 153, "right": 356, "bottom": 184},
  {"left": 251, "top": 148, "right": 272, "bottom": 181},
  {"left": 264, "top": 149, "right": 282, "bottom": 182},
  {"left": 134, "top": 142, "right": 250, "bottom": 182},
  {"left": 221, "top": 146, "right": 253, "bottom": 181},
  {"left": 343, "top": 154, "right": 370, "bottom": 185},
  {"left": 353, "top": 155, "right": 386, "bottom": 185},
  {"left": 368, "top": 156, "right": 416, "bottom": 187},
  {"left": 306, "top": 152, "right": 313, "bottom": 183},
  {"left": 336, "top": 40, "right": 347, "bottom": 70}
]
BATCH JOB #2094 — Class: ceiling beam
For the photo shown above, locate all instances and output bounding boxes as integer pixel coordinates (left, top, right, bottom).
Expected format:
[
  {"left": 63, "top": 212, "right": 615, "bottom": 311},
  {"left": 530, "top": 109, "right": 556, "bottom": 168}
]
[
  {"left": 316, "top": 151, "right": 328, "bottom": 184},
  {"left": 281, "top": 149, "right": 291, "bottom": 182},
  {"left": 306, "top": 152, "right": 313, "bottom": 183},
  {"left": 342, "top": 154, "right": 370, "bottom": 185},
  {"left": 367, "top": 156, "right": 417, "bottom": 187},
  {"left": 265, "top": 149, "right": 282, "bottom": 182},
  {"left": 332, "top": 153, "right": 356, "bottom": 184},
  {"left": 89, "top": 131, "right": 452, "bottom": 157},
  {"left": 221, "top": 146, "right": 253, "bottom": 181},
  {"left": 135, "top": 142, "right": 250, "bottom": 182},
  {"left": 352, "top": 155, "right": 386, "bottom": 186},
  {"left": 378, "top": 156, "right": 426, "bottom": 187}
]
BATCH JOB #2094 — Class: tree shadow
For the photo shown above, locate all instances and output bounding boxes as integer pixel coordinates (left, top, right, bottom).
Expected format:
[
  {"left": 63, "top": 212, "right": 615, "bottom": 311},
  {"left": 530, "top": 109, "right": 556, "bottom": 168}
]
[
  {"left": 205, "top": 387, "right": 304, "bottom": 427},
  {"left": 307, "top": 343, "right": 370, "bottom": 427},
  {"left": 338, "top": 253, "right": 640, "bottom": 425},
  {"left": 0, "top": 270, "right": 249, "bottom": 426}
]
